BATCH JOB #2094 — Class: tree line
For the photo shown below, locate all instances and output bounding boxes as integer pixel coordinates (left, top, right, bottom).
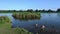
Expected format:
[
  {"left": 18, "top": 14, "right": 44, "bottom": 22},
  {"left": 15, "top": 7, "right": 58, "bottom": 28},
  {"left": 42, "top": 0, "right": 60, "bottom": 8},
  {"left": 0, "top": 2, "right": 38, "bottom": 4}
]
[{"left": 0, "top": 8, "right": 60, "bottom": 13}]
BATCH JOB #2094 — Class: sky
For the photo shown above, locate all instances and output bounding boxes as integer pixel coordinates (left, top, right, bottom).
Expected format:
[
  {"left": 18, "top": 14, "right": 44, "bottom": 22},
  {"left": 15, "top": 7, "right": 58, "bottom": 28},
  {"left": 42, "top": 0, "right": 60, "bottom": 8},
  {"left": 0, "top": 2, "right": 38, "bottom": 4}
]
[{"left": 0, "top": 0, "right": 60, "bottom": 10}]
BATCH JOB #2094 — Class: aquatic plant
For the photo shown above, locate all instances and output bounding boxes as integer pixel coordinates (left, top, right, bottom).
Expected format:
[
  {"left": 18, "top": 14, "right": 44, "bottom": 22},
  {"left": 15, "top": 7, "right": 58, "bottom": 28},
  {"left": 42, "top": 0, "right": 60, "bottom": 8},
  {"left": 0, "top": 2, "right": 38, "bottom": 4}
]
[{"left": 12, "top": 12, "right": 40, "bottom": 20}]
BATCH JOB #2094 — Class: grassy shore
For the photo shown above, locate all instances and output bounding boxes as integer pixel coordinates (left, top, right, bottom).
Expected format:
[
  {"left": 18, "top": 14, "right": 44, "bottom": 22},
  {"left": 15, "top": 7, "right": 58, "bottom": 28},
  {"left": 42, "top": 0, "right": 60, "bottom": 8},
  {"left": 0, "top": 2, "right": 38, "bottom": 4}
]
[{"left": 0, "top": 16, "right": 33, "bottom": 34}]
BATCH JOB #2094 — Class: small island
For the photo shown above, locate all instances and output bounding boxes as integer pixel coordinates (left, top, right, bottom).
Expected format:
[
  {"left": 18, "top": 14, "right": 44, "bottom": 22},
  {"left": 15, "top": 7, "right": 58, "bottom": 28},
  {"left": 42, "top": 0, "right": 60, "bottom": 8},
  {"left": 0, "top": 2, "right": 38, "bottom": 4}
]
[{"left": 12, "top": 12, "right": 40, "bottom": 20}]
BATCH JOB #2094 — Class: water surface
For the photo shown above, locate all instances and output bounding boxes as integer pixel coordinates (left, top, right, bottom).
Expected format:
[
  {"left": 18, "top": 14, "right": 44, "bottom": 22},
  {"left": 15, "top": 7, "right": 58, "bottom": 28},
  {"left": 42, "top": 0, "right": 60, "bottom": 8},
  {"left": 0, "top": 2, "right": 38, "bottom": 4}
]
[{"left": 0, "top": 13, "right": 60, "bottom": 33}]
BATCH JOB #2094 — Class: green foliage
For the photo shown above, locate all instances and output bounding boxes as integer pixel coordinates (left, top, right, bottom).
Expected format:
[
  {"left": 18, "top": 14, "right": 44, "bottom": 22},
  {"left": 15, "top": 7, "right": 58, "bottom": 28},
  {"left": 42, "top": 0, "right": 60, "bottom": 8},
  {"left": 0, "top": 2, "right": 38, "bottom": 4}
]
[
  {"left": 12, "top": 12, "right": 40, "bottom": 20},
  {"left": 0, "top": 16, "right": 11, "bottom": 24},
  {"left": 0, "top": 8, "right": 60, "bottom": 13}
]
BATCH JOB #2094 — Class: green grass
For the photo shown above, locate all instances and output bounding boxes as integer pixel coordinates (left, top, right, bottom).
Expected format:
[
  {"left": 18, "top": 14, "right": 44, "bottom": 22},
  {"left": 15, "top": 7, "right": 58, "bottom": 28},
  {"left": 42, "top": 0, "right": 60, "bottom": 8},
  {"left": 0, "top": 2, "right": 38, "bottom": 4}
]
[
  {"left": 0, "top": 16, "right": 11, "bottom": 24},
  {"left": 0, "top": 16, "right": 33, "bottom": 34},
  {"left": 0, "top": 24, "right": 33, "bottom": 34}
]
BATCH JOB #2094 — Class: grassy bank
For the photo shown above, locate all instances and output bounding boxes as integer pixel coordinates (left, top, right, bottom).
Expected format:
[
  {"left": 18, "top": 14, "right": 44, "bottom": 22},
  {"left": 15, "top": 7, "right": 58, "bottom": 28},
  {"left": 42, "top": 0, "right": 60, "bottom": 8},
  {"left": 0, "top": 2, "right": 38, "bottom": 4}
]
[
  {"left": 12, "top": 12, "right": 40, "bottom": 20},
  {"left": 0, "top": 16, "right": 33, "bottom": 34},
  {"left": 0, "top": 16, "right": 11, "bottom": 24}
]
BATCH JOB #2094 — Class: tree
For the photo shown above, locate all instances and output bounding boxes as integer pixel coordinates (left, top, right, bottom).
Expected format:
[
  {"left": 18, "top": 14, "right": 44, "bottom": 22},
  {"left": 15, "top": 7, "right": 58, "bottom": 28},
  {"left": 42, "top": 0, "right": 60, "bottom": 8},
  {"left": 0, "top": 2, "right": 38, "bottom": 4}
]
[
  {"left": 48, "top": 9, "right": 52, "bottom": 12},
  {"left": 39, "top": 10, "right": 41, "bottom": 12},
  {"left": 57, "top": 8, "right": 60, "bottom": 12},
  {"left": 42, "top": 9, "right": 46, "bottom": 12},
  {"left": 27, "top": 9, "right": 33, "bottom": 12},
  {"left": 35, "top": 9, "right": 39, "bottom": 12},
  {"left": 13, "top": 10, "right": 16, "bottom": 12}
]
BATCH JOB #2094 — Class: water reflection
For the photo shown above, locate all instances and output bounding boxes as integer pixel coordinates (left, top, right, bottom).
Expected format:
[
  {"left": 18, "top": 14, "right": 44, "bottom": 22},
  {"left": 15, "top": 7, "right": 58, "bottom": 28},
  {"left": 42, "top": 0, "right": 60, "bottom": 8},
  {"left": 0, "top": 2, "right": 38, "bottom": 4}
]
[{"left": 57, "top": 13, "right": 60, "bottom": 16}]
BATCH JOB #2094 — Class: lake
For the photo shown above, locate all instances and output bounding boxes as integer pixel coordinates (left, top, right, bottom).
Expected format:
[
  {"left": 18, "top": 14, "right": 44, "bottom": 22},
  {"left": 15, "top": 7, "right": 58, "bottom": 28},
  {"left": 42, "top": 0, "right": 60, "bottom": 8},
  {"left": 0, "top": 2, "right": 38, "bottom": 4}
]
[{"left": 0, "top": 13, "right": 60, "bottom": 33}]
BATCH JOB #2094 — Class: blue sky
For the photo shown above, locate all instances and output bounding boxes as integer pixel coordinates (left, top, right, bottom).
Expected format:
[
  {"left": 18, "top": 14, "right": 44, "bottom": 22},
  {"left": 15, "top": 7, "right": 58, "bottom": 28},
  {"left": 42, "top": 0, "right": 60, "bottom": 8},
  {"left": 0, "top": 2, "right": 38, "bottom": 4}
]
[{"left": 0, "top": 0, "right": 60, "bottom": 10}]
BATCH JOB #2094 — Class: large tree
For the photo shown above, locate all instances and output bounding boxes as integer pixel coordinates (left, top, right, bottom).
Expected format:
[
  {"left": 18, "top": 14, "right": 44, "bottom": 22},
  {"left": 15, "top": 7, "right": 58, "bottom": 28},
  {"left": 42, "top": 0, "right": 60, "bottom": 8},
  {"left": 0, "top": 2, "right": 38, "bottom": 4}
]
[
  {"left": 48, "top": 9, "right": 52, "bottom": 12},
  {"left": 35, "top": 9, "right": 39, "bottom": 12},
  {"left": 42, "top": 9, "right": 46, "bottom": 12},
  {"left": 27, "top": 9, "right": 33, "bottom": 12},
  {"left": 57, "top": 8, "right": 60, "bottom": 12},
  {"left": 39, "top": 10, "right": 42, "bottom": 12}
]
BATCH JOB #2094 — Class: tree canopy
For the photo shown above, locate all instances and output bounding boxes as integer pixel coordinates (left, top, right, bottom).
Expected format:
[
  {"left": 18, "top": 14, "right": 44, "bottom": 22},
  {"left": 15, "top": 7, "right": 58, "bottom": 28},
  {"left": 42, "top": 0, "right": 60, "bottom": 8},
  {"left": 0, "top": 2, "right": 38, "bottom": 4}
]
[
  {"left": 0, "top": 8, "right": 60, "bottom": 13},
  {"left": 57, "top": 8, "right": 60, "bottom": 12}
]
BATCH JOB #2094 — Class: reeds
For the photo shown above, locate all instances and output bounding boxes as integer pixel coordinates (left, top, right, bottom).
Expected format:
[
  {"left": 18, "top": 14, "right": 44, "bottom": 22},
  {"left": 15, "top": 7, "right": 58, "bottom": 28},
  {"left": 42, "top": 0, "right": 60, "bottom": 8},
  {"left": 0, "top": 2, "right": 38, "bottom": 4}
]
[{"left": 12, "top": 12, "right": 40, "bottom": 20}]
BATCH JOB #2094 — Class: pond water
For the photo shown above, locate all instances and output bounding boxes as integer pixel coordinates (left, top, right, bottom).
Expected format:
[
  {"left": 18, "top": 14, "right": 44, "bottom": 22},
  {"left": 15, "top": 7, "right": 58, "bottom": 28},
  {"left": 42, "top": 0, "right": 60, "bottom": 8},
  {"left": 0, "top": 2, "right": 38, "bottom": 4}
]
[{"left": 0, "top": 13, "right": 60, "bottom": 33}]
